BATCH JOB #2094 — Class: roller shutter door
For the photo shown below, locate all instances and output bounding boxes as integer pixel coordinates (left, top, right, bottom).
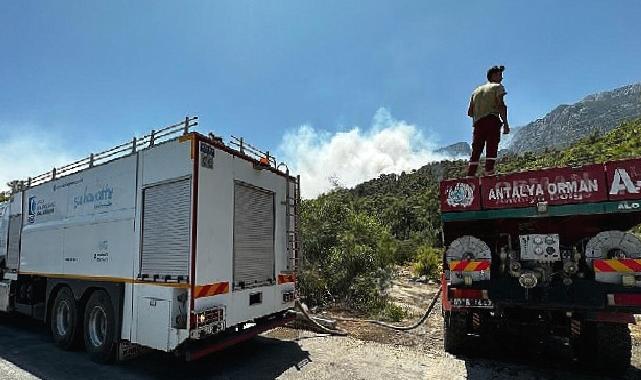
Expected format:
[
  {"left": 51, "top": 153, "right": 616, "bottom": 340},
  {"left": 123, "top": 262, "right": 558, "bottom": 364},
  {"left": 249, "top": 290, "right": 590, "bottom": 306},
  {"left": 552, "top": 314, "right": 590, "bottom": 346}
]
[
  {"left": 233, "top": 182, "right": 275, "bottom": 288},
  {"left": 140, "top": 178, "right": 191, "bottom": 280}
]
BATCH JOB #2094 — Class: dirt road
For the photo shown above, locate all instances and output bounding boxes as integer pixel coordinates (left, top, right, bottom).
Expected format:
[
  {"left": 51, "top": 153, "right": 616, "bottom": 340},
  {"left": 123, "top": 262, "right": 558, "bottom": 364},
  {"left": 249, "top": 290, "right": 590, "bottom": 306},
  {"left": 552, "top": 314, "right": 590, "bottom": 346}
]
[
  {"left": 275, "top": 275, "right": 641, "bottom": 380},
  {"left": 2, "top": 315, "right": 639, "bottom": 380},
  {"left": 1, "top": 275, "right": 640, "bottom": 379},
  {"left": 1, "top": 314, "right": 640, "bottom": 379}
]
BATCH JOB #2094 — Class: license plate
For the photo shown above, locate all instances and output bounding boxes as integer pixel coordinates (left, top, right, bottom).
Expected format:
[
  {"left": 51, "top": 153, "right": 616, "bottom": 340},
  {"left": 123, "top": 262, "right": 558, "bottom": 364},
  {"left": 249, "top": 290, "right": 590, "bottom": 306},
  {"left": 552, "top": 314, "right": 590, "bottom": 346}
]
[{"left": 452, "top": 298, "right": 493, "bottom": 307}]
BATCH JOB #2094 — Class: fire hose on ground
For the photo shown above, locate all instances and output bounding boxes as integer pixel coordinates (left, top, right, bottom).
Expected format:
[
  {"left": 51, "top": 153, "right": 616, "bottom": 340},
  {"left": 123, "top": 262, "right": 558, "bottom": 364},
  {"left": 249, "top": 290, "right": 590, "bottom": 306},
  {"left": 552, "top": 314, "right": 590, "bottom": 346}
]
[
  {"left": 293, "top": 285, "right": 442, "bottom": 334},
  {"left": 294, "top": 299, "right": 349, "bottom": 336}
]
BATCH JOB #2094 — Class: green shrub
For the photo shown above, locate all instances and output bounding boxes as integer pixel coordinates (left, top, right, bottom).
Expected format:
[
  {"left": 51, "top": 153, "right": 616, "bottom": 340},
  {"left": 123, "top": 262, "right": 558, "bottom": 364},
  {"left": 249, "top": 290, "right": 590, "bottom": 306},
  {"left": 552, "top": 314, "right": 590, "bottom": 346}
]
[
  {"left": 412, "top": 245, "right": 443, "bottom": 280},
  {"left": 299, "top": 189, "right": 397, "bottom": 313},
  {"left": 395, "top": 239, "right": 418, "bottom": 264},
  {"left": 379, "top": 302, "right": 408, "bottom": 322},
  {"left": 298, "top": 268, "right": 332, "bottom": 306}
]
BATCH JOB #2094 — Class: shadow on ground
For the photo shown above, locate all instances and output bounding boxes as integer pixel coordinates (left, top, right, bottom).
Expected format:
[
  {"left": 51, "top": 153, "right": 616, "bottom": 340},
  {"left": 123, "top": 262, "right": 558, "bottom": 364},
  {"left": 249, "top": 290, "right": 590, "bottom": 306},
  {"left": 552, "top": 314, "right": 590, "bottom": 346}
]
[
  {"left": 460, "top": 334, "right": 641, "bottom": 380},
  {"left": 0, "top": 314, "right": 310, "bottom": 380}
]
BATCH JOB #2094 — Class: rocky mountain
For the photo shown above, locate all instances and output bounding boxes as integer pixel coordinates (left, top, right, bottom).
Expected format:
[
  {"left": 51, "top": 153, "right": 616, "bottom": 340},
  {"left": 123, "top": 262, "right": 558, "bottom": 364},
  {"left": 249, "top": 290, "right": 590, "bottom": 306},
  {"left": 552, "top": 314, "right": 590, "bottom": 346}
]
[
  {"left": 435, "top": 142, "right": 471, "bottom": 157},
  {"left": 508, "top": 83, "right": 641, "bottom": 153}
]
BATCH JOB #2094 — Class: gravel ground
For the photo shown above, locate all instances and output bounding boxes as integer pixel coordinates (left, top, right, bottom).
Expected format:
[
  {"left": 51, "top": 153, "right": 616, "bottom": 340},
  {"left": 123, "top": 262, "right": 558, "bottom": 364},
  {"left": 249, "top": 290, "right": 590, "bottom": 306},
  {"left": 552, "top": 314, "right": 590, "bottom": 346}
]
[
  {"left": 273, "top": 330, "right": 641, "bottom": 380},
  {"left": 1, "top": 273, "right": 640, "bottom": 379},
  {"left": 283, "top": 270, "right": 641, "bottom": 380},
  {"left": 1, "top": 313, "right": 640, "bottom": 380}
]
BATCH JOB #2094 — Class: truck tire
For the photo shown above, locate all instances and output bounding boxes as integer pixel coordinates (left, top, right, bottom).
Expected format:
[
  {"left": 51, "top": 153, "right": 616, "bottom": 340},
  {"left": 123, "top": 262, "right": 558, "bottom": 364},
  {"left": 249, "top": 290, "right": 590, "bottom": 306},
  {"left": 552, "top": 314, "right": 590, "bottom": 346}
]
[
  {"left": 84, "top": 290, "right": 117, "bottom": 364},
  {"left": 444, "top": 311, "right": 467, "bottom": 354},
  {"left": 573, "top": 321, "right": 631, "bottom": 376},
  {"left": 50, "top": 287, "right": 82, "bottom": 350}
]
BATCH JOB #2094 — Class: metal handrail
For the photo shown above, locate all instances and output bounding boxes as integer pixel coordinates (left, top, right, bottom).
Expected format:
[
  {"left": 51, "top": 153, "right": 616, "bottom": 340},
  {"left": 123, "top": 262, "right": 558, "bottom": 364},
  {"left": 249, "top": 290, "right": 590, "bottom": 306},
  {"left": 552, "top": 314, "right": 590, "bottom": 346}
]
[
  {"left": 9, "top": 115, "right": 292, "bottom": 192},
  {"left": 229, "top": 135, "right": 278, "bottom": 167},
  {"left": 11, "top": 116, "right": 198, "bottom": 190}
]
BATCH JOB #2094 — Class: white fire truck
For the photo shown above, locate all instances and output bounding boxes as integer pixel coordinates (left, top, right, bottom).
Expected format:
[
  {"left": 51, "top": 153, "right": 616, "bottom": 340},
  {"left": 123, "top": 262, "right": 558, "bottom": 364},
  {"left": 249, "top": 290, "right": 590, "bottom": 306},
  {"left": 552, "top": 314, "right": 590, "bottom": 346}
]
[{"left": 0, "top": 117, "right": 301, "bottom": 363}]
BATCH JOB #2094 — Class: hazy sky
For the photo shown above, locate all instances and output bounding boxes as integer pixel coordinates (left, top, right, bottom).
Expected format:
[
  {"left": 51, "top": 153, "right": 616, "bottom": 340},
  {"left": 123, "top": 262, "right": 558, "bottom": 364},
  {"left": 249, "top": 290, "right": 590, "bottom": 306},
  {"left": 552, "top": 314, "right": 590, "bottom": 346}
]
[{"left": 1, "top": 1, "right": 640, "bottom": 196}]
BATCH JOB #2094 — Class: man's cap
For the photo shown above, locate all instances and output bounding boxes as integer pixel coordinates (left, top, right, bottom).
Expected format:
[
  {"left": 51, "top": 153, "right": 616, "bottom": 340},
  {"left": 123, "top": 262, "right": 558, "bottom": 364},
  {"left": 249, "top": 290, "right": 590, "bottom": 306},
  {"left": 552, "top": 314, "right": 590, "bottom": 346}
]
[{"left": 486, "top": 65, "right": 505, "bottom": 80}]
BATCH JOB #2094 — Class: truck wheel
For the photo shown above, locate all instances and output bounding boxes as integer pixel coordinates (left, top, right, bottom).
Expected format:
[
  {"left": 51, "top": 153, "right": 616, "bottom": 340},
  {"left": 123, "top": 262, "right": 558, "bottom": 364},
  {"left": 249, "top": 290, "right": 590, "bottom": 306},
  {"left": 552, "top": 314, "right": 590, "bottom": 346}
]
[
  {"left": 84, "top": 290, "right": 117, "bottom": 364},
  {"left": 444, "top": 311, "right": 468, "bottom": 354},
  {"left": 50, "top": 287, "right": 82, "bottom": 350},
  {"left": 573, "top": 321, "right": 631, "bottom": 376}
]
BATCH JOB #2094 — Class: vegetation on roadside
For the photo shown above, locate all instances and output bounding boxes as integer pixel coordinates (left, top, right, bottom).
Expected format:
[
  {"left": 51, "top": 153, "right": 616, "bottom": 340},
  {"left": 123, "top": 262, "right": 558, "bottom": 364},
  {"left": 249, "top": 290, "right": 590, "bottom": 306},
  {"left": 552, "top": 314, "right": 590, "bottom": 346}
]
[
  {"left": 380, "top": 302, "right": 409, "bottom": 322},
  {"left": 300, "top": 118, "right": 641, "bottom": 315},
  {"left": 299, "top": 189, "right": 397, "bottom": 314},
  {"left": 412, "top": 246, "right": 443, "bottom": 280}
]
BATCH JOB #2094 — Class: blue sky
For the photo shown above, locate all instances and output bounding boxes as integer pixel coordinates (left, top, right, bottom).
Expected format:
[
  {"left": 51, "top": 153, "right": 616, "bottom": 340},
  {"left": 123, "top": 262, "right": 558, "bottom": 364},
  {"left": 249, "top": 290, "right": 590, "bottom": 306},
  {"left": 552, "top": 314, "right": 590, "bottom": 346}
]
[{"left": 1, "top": 1, "right": 640, "bottom": 196}]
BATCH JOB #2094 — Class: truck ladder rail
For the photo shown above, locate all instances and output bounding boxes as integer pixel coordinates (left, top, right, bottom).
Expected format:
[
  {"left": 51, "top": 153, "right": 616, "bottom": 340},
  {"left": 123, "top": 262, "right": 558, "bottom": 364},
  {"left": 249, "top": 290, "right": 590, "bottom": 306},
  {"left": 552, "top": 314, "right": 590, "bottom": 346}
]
[
  {"left": 284, "top": 173, "right": 301, "bottom": 273},
  {"left": 8, "top": 116, "right": 199, "bottom": 191}
]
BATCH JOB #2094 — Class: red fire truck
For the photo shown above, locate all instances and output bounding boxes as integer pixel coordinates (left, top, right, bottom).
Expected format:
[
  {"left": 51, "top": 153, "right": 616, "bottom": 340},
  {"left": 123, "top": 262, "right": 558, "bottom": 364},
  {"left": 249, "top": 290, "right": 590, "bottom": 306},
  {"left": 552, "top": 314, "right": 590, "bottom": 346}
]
[{"left": 440, "top": 158, "right": 641, "bottom": 375}]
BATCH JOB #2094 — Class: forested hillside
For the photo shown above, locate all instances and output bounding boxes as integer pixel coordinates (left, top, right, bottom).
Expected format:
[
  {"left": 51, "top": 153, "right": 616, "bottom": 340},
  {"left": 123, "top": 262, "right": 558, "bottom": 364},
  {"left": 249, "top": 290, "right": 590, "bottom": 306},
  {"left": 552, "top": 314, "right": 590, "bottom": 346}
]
[
  {"left": 299, "top": 117, "right": 641, "bottom": 316},
  {"left": 499, "top": 117, "right": 641, "bottom": 172},
  {"left": 507, "top": 83, "right": 641, "bottom": 153}
]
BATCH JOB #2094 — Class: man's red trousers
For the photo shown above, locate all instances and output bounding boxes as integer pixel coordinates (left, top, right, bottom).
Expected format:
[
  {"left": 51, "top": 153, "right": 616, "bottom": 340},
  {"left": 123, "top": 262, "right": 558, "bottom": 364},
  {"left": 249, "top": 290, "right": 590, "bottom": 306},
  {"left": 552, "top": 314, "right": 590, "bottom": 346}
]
[{"left": 467, "top": 115, "right": 501, "bottom": 176}]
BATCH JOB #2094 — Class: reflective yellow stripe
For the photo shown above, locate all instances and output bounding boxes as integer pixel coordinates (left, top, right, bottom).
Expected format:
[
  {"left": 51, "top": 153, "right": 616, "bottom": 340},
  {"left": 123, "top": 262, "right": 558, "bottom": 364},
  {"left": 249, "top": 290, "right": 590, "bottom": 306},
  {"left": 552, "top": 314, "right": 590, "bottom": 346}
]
[
  {"left": 449, "top": 261, "right": 490, "bottom": 272},
  {"left": 18, "top": 271, "right": 191, "bottom": 288},
  {"left": 607, "top": 260, "right": 634, "bottom": 272}
]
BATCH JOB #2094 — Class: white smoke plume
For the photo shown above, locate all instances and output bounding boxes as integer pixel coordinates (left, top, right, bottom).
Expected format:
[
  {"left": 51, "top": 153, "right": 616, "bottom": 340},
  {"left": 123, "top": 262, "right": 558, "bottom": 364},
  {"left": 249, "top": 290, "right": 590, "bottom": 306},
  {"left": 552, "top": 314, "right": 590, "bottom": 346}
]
[{"left": 278, "top": 108, "right": 447, "bottom": 199}]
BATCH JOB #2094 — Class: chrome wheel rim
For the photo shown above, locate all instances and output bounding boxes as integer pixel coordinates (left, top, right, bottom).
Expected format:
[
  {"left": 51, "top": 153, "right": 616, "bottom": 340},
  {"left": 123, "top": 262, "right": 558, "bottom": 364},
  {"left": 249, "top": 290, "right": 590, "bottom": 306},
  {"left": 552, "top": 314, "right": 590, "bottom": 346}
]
[
  {"left": 88, "top": 305, "right": 107, "bottom": 347},
  {"left": 55, "top": 300, "right": 71, "bottom": 337}
]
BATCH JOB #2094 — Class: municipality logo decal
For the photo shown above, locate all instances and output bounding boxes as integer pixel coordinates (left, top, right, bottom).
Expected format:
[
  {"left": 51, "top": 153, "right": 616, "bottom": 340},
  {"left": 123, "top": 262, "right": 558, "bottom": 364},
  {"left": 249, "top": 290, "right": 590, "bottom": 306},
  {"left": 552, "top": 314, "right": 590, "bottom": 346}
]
[
  {"left": 446, "top": 182, "right": 475, "bottom": 207},
  {"left": 28, "top": 196, "right": 36, "bottom": 223},
  {"left": 28, "top": 196, "right": 56, "bottom": 224}
]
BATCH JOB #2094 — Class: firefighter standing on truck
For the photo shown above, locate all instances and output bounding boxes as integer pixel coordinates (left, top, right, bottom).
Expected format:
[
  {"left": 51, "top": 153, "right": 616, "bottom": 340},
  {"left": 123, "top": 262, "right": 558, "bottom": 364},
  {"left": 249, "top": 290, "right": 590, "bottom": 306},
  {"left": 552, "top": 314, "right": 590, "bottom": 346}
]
[{"left": 467, "top": 65, "right": 509, "bottom": 176}]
